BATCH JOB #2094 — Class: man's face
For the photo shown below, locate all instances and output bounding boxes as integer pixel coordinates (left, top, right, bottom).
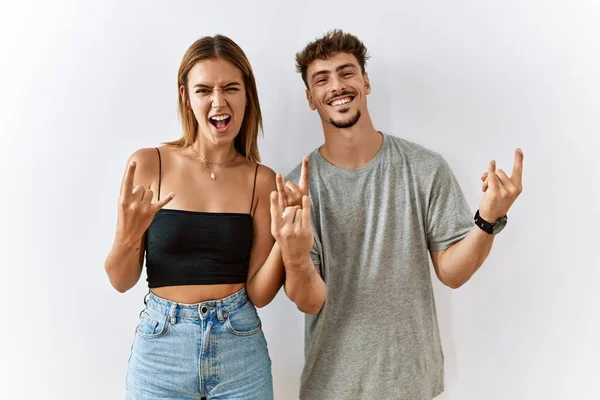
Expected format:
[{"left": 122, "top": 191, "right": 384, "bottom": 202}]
[{"left": 305, "top": 52, "right": 371, "bottom": 129}]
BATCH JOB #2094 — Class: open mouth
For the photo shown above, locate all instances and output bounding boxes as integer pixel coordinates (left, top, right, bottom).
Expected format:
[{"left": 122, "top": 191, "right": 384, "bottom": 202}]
[
  {"left": 328, "top": 95, "right": 355, "bottom": 108},
  {"left": 209, "top": 114, "right": 231, "bottom": 132}
]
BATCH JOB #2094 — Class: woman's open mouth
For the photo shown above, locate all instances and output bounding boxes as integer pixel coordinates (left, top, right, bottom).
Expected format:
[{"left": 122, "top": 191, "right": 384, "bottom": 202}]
[{"left": 209, "top": 114, "right": 231, "bottom": 133}]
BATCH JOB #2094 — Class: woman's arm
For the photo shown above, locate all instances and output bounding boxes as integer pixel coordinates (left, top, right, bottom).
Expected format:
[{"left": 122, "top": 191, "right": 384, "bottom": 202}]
[
  {"left": 245, "top": 166, "right": 285, "bottom": 307},
  {"left": 105, "top": 148, "right": 172, "bottom": 292}
]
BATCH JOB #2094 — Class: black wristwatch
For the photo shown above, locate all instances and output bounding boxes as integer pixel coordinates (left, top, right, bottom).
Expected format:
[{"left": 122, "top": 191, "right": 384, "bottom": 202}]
[{"left": 474, "top": 210, "right": 507, "bottom": 235}]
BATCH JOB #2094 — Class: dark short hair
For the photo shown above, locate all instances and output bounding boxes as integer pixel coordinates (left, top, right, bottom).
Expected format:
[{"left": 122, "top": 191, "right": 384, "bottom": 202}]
[{"left": 295, "top": 29, "right": 370, "bottom": 88}]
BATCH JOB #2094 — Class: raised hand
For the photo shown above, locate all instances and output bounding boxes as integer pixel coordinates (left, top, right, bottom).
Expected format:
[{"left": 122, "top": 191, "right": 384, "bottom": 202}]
[
  {"left": 478, "top": 148, "right": 524, "bottom": 221},
  {"left": 284, "top": 156, "right": 309, "bottom": 208},
  {"left": 270, "top": 172, "right": 313, "bottom": 263},
  {"left": 116, "top": 161, "right": 174, "bottom": 244}
]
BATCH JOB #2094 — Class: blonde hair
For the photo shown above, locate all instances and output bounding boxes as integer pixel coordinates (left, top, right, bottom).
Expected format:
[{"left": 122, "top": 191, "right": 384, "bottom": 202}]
[{"left": 166, "top": 35, "right": 262, "bottom": 163}]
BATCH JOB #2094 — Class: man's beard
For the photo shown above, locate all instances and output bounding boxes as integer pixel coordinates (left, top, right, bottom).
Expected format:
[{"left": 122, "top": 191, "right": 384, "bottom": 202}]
[{"left": 329, "top": 110, "right": 361, "bottom": 129}]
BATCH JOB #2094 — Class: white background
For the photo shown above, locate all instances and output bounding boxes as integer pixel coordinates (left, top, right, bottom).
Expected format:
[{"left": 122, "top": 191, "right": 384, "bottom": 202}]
[{"left": 1, "top": 0, "right": 598, "bottom": 399}]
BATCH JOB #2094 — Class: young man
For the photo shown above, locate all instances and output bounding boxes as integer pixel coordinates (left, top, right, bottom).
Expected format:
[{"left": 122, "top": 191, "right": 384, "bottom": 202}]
[{"left": 273, "top": 30, "right": 524, "bottom": 399}]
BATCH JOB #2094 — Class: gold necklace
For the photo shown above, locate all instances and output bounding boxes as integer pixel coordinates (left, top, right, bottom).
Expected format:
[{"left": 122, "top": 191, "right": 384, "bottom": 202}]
[{"left": 188, "top": 145, "right": 237, "bottom": 181}]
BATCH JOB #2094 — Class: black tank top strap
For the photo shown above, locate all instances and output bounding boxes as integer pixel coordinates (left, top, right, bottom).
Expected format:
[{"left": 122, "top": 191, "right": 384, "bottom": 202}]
[
  {"left": 249, "top": 163, "right": 259, "bottom": 214},
  {"left": 155, "top": 147, "right": 162, "bottom": 201}
]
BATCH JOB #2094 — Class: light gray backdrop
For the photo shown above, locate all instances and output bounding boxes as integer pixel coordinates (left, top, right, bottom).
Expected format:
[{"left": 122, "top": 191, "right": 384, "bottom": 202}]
[{"left": 1, "top": 0, "right": 598, "bottom": 399}]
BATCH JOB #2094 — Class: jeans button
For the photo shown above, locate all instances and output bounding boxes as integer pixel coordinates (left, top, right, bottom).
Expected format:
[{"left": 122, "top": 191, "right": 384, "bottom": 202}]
[{"left": 201, "top": 306, "right": 208, "bottom": 314}]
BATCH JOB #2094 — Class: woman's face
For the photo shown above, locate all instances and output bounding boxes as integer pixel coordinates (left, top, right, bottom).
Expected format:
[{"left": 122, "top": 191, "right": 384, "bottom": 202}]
[{"left": 182, "top": 58, "right": 247, "bottom": 147}]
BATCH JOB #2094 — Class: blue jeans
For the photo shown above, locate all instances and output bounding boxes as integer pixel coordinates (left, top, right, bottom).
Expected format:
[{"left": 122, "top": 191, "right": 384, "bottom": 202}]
[{"left": 126, "top": 288, "right": 273, "bottom": 399}]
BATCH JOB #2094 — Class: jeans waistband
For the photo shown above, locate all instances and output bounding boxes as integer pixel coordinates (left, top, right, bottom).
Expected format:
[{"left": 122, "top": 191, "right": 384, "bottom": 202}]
[{"left": 144, "top": 287, "right": 249, "bottom": 320}]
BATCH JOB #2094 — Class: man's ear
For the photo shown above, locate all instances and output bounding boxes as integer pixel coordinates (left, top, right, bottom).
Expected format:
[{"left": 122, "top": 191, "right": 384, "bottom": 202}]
[
  {"left": 306, "top": 89, "right": 317, "bottom": 110},
  {"left": 364, "top": 73, "right": 371, "bottom": 95}
]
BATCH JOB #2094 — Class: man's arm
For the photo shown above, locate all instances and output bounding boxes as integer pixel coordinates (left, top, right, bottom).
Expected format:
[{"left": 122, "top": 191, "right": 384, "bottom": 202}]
[
  {"left": 430, "top": 226, "right": 493, "bottom": 288},
  {"left": 431, "top": 148, "right": 523, "bottom": 289},
  {"left": 271, "top": 166, "right": 327, "bottom": 315},
  {"left": 283, "top": 254, "right": 327, "bottom": 315}
]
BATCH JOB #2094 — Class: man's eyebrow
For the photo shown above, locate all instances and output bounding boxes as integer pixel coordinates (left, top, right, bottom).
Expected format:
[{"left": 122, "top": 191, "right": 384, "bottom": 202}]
[
  {"left": 311, "top": 70, "right": 331, "bottom": 81},
  {"left": 335, "top": 63, "right": 357, "bottom": 72},
  {"left": 311, "top": 63, "right": 358, "bottom": 81}
]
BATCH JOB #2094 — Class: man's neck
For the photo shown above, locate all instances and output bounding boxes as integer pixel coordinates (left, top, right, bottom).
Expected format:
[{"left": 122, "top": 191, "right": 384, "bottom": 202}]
[{"left": 320, "top": 115, "right": 383, "bottom": 169}]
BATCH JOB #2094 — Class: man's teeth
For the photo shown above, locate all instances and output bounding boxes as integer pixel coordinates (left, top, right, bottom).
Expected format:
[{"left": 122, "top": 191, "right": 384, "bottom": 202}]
[
  {"left": 210, "top": 115, "right": 230, "bottom": 121},
  {"left": 331, "top": 97, "right": 351, "bottom": 106}
]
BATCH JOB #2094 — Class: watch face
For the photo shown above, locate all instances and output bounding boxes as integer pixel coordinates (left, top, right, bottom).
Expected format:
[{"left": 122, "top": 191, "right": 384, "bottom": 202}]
[{"left": 492, "top": 217, "right": 508, "bottom": 235}]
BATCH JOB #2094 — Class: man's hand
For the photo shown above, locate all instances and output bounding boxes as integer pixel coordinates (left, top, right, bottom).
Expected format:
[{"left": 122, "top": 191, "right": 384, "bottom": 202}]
[
  {"left": 270, "top": 173, "right": 313, "bottom": 264},
  {"left": 284, "top": 156, "right": 309, "bottom": 208},
  {"left": 478, "top": 148, "right": 524, "bottom": 221}
]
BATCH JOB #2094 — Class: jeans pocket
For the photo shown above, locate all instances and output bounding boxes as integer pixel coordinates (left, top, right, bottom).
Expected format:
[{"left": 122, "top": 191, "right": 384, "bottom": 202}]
[
  {"left": 225, "top": 302, "right": 262, "bottom": 336},
  {"left": 135, "top": 309, "right": 168, "bottom": 339}
]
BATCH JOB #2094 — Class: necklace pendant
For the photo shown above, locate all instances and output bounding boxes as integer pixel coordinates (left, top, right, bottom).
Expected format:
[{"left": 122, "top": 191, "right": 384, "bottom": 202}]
[{"left": 210, "top": 172, "right": 216, "bottom": 181}]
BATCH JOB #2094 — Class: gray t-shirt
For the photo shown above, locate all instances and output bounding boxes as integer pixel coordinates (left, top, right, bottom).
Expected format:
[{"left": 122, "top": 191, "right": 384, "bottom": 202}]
[{"left": 286, "top": 133, "right": 473, "bottom": 400}]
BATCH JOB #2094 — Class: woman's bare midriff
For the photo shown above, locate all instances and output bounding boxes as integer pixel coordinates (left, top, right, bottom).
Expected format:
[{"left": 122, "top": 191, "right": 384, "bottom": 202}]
[{"left": 151, "top": 283, "right": 246, "bottom": 304}]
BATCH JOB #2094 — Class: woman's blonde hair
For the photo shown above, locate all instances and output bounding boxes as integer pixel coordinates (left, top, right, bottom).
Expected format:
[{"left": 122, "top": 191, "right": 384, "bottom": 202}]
[{"left": 166, "top": 35, "right": 262, "bottom": 163}]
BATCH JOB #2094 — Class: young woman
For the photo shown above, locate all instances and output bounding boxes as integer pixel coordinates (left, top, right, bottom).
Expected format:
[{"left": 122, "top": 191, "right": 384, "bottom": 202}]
[{"left": 105, "top": 35, "right": 285, "bottom": 400}]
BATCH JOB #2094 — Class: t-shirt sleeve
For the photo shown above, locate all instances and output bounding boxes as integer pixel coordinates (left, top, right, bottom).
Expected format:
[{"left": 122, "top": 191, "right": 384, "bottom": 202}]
[
  {"left": 284, "top": 164, "right": 302, "bottom": 185},
  {"left": 310, "top": 235, "right": 322, "bottom": 273},
  {"left": 426, "top": 157, "right": 473, "bottom": 251}
]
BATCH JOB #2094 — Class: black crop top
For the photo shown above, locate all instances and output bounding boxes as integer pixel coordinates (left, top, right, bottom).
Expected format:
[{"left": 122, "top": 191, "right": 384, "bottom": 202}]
[{"left": 145, "top": 148, "right": 258, "bottom": 288}]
